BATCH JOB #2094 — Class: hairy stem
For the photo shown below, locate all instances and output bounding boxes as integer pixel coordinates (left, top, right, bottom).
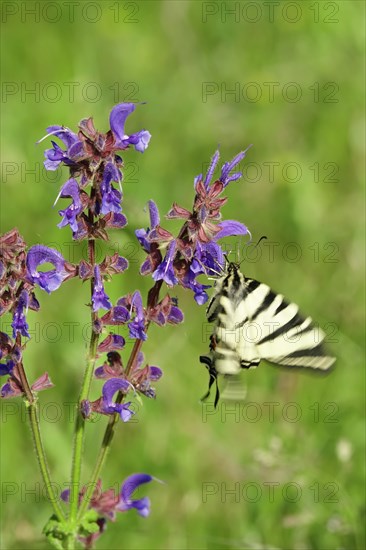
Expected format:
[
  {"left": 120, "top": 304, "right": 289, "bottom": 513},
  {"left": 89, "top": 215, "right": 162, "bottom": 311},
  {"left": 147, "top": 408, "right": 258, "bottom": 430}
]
[
  {"left": 69, "top": 237, "right": 99, "bottom": 525},
  {"left": 22, "top": 367, "right": 66, "bottom": 522},
  {"left": 15, "top": 335, "right": 65, "bottom": 521}
]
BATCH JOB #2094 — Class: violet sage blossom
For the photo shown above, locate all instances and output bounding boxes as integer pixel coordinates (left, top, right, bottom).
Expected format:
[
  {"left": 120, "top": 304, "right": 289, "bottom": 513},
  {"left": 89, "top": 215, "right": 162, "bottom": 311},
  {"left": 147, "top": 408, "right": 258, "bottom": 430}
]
[
  {"left": 136, "top": 149, "right": 251, "bottom": 304},
  {"left": 26, "top": 245, "right": 76, "bottom": 293}
]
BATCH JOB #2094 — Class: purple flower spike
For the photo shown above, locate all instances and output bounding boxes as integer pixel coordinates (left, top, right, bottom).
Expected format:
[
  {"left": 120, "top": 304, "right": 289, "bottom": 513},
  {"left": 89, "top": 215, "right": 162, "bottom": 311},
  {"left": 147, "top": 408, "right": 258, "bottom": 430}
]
[
  {"left": 56, "top": 178, "right": 84, "bottom": 232},
  {"left": 117, "top": 474, "right": 154, "bottom": 517},
  {"left": 92, "top": 265, "right": 112, "bottom": 312},
  {"left": 11, "top": 290, "right": 30, "bottom": 338},
  {"left": 102, "top": 378, "right": 134, "bottom": 422},
  {"left": 26, "top": 246, "right": 71, "bottom": 293},
  {"left": 110, "top": 103, "right": 151, "bottom": 153}
]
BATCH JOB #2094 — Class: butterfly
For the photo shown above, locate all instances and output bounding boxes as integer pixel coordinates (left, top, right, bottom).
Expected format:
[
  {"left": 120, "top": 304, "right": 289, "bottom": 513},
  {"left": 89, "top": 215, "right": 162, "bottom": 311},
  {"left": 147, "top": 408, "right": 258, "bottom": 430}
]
[{"left": 200, "top": 260, "right": 336, "bottom": 406}]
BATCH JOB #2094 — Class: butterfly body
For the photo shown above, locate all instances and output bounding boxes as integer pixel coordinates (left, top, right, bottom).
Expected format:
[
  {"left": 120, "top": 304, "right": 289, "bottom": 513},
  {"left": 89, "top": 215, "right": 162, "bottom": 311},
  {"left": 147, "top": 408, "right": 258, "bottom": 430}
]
[{"left": 200, "top": 262, "right": 335, "bottom": 404}]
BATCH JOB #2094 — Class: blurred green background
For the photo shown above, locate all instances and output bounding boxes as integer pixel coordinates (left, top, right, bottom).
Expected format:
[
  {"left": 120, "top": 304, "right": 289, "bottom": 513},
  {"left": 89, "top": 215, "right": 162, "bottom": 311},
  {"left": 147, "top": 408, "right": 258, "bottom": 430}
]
[{"left": 1, "top": 1, "right": 365, "bottom": 549}]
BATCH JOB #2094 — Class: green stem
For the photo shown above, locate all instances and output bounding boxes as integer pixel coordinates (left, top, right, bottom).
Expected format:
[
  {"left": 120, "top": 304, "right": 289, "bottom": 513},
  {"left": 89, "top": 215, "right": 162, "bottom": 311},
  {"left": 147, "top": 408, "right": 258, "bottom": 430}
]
[
  {"left": 69, "top": 237, "right": 99, "bottom": 525},
  {"left": 69, "top": 331, "right": 99, "bottom": 522},
  {"left": 27, "top": 399, "right": 66, "bottom": 521},
  {"left": 15, "top": 344, "right": 65, "bottom": 522}
]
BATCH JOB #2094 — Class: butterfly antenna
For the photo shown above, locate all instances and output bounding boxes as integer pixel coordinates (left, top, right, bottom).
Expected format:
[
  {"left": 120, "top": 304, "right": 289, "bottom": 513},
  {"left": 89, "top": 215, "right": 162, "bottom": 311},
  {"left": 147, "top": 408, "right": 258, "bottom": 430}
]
[
  {"left": 255, "top": 235, "right": 268, "bottom": 247},
  {"left": 238, "top": 235, "right": 267, "bottom": 267},
  {"left": 223, "top": 251, "right": 232, "bottom": 265}
]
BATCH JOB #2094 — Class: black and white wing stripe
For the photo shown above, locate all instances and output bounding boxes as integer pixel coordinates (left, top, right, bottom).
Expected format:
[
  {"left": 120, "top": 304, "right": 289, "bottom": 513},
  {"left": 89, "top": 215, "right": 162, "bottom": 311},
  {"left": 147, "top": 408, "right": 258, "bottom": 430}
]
[{"left": 200, "top": 262, "right": 335, "bottom": 379}]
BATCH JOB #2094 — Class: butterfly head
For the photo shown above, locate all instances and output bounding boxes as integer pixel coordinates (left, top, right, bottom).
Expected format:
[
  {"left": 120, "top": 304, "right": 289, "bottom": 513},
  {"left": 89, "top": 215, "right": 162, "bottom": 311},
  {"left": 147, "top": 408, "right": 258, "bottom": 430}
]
[{"left": 223, "top": 254, "right": 240, "bottom": 273}]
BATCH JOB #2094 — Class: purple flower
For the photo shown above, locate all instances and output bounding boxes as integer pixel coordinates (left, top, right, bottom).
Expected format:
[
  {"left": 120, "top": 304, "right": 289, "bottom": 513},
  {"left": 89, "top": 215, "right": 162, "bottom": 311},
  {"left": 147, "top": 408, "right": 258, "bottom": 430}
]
[
  {"left": 26, "top": 245, "right": 73, "bottom": 293},
  {"left": 220, "top": 146, "right": 252, "bottom": 186},
  {"left": 115, "top": 292, "right": 147, "bottom": 341},
  {"left": 100, "top": 162, "right": 122, "bottom": 215},
  {"left": 110, "top": 103, "right": 151, "bottom": 153},
  {"left": 100, "top": 306, "right": 130, "bottom": 326},
  {"left": 147, "top": 294, "right": 184, "bottom": 326},
  {"left": 94, "top": 350, "right": 163, "bottom": 400},
  {"left": 42, "top": 126, "right": 84, "bottom": 171},
  {"left": 195, "top": 241, "right": 224, "bottom": 275},
  {"left": 152, "top": 240, "right": 178, "bottom": 286},
  {"left": 214, "top": 219, "right": 251, "bottom": 241},
  {"left": 92, "top": 265, "right": 112, "bottom": 312},
  {"left": 128, "top": 291, "right": 147, "bottom": 341},
  {"left": 0, "top": 359, "right": 14, "bottom": 376},
  {"left": 137, "top": 149, "right": 251, "bottom": 305},
  {"left": 203, "top": 149, "right": 220, "bottom": 189},
  {"left": 101, "top": 253, "right": 129, "bottom": 276},
  {"left": 1, "top": 369, "right": 53, "bottom": 399},
  {"left": 183, "top": 273, "right": 211, "bottom": 305},
  {"left": 0, "top": 380, "right": 20, "bottom": 398},
  {"left": 129, "top": 352, "right": 163, "bottom": 399},
  {"left": 135, "top": 200, "right": 160, "bottom": 252},
  {"left": 0, "top": 332, "right": 13, "bottom": 361},
  {"left": 103, "top": 212, "right": 128, "bottom": 229},
  {"left": 11, "top": 290, "right": 30, "bottom": 338},
  {"left": 101, "top": 378, "right": 134, "bottom": 422},
  {"left": 135, "top": 367, "right": 162, "bottom": 399},
  {"left": 71, "top": 218, "right": 89, "bottom": 241},
  {"left": 116, "top": 474, "right": 154, "bottom": 517},
  {"left": 135, "top": 200, "right": 165, "bottom": 277},
  {"left": 31, "top": 372, "right": 54, "bottom": 392},
  {"left": 61, "top": 474, "right": 156, "bottom": 526},
  {"left": 94, "top": 351, "right": 124, "bottom": 379},
  {"left": 55, "top": 178, "right": 84, "bottom": 232},
  {"left": 79, "top": 260, "right": 93, "bottom": 281},
  {"left": 98, "top": 334, "right": 125, "bottom": 353}
]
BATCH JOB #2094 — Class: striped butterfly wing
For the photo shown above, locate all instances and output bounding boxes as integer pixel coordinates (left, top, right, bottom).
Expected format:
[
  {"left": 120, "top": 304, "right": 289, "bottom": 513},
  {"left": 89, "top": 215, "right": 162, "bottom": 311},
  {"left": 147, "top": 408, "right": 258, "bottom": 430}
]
[
  {"left": 237, "top": 277, "right": 335, "bottom": 371},
  {"left": 202, "top": 263, "right": 335, "bottom": 379}
]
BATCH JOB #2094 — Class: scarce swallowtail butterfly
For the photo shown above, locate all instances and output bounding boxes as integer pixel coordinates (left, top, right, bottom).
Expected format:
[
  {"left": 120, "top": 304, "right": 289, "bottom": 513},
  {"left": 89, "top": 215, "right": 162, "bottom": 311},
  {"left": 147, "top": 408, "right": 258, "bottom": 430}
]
[{"left": 200, "top": 260, "right": 336, "bottom": 406}]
